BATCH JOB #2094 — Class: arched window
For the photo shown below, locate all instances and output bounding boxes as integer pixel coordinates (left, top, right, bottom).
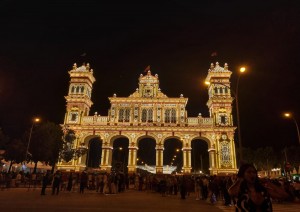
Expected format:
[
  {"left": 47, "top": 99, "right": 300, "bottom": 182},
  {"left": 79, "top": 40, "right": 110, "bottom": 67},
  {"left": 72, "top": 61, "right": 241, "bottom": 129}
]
[
  {"left": 141, "top": 109, "right": 153, "bottom": 122},
  {"left": 148, "top": 109, "right": 153, "bottom": 122},
  {"left": 165, "top": 109, "right": 171, "bottom": 123},
  {"left": 125, "top": 108, "right": 130, "bottom": 122},
  {"left": 171, "top": 109, "right": 176, "bottom": 123},
  {"left": 165, "top": 109, "right": 176, "bottom": 123},
  {"left": 118, "top": 108, "right": 130, "bottom": 122},
  {"left": 220, "top": 141, "right": 231, "bottom": 166},
  {"left": 225, "top": 87, "right": 228, "bottom": 93},
  {"left": 81, "top": 86, "right": 84, "bottom": 93},
  {"left": 214, "top": 87, "right": 218, "bottom": 94},
  {"left": 118, "top": 109, "right": 123, "bottom": 122},
  {"left": 71, "top": 86, "right": 75, "bottom": 93},
  {"left": 76, "top": 86, "right": 80, "bottom": 93}
]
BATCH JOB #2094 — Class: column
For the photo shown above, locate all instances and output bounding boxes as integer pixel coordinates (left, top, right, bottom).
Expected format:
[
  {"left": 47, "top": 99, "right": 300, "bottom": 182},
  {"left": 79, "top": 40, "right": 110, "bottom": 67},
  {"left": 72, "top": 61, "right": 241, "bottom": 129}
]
[
  {"left": 182, "top": 147, "right": 192, "bottom": 174},
  {"left": 128, "top": 146, "right": 138, "bottom": 173},
  {"left": 100, "top": 141, "right": 112, "bottom": 172},
  {"left": 208, "top": 146, "right": 216, "bottom": 175},
  {"left": 155, "top": 143, "right": 164, "bottom": 174}
]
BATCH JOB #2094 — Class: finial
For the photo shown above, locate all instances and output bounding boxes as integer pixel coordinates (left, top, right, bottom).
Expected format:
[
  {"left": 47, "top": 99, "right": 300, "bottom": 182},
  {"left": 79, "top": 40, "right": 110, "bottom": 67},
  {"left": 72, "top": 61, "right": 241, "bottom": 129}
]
[
  {"left": 73, "top": 63, "right": 77, "bottom": 69},
  {"left": 158, "top": 88, "right": 161, "bottom": 91},
  {"left": 94, "top": 112, "right": 98, "bottom": 115},
  {"left": 210, "top": 63, "right": 214, "bottom": 69},
  {"left": 136, "top": 88, "right": 139, "bottom": 91},
  {"left": 86, "top": 63, "right": 90, "bottom": 70},
  {"left": 216, "top": 62, "right": 219, "bottom": 66},
  {"left": 140, "top": 74, "right": 143, "bottom": 77},
  {"left": 113, "top": 93, "right": 116, "bottom": 97},
  {"left": 155, "top": 74, "right": 158, "bottom": 77},
  {"left": 224, "top": 63, "right": 228, "bottom": 70},
  {"left": 180, "top": 94, "right": 183, "bottom": 98},
  {"left": 90, "top": 69, "right": 93, "bottom": 73},
  {"left": 198, "top": 113, "right": 202, "bottom": 117}
]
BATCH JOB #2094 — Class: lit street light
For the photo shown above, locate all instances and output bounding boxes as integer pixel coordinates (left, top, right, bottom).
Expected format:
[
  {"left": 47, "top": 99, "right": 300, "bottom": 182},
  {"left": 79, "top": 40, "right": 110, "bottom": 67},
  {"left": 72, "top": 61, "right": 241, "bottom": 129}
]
[
  {"left": 284, "top": 113, "right": 300, "bottom": 145},
  {"left": 25, "top": 117, "right": 40, "bottom": 163},
  {"left": 205, "top": 66, "right": 246, "bottom": 163}
]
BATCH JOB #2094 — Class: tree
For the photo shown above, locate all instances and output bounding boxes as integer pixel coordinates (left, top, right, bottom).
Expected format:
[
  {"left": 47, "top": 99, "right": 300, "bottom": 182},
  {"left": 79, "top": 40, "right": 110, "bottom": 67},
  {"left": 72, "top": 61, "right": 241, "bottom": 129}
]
[
  {"left": 284, "top": 146, "right": 300, "bottom": 172},
  {"left": 0, "top": 128, "right": 9, "bottom": 150},
  {"left": 254, "top": 147, "right": 277, "bottom": 171},
  {"left": 59, "top": 128, "right": 88, "bottom": 163},
  {"left": 59, "top": 129, "right": 76, "bottom": 162},
  {"left": 4, "top": 139, "right": 26, "bottom": 172},
  {"left": 27, "top": 122, "right": 64, "bottom": 173},
  {"left": 242, "top": 147, "right": 255, "bottom": 165}
]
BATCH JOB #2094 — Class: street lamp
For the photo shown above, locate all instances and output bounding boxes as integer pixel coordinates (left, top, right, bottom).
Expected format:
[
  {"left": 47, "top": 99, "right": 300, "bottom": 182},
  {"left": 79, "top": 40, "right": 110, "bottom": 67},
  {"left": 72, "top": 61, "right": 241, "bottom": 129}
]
[
  {"left": 283, "top": 113, "right": 300, "bottom": 145},
  {"left": 25, "top": 117, "right": 40, "bottom": 163},
  {"left": 205, "top": 66, "right": 246, "bottom": 163}
]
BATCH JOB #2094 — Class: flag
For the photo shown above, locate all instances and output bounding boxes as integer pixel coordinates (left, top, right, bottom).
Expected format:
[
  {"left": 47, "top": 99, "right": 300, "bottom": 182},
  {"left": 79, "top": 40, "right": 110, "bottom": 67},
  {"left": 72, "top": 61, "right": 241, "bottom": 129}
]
[
  {"left": 144, "top": 65, "right": 151, "bottom": 73},
  {"left": 211, "top": 52, "right": 217, "bottom": 57}
]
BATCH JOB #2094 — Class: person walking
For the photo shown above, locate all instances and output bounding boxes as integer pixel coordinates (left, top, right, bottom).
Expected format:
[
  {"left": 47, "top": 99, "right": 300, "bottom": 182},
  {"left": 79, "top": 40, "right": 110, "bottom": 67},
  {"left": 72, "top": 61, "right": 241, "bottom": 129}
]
[
  {"left": 180, "top": 175, "right": 187, "bottom": 199},
  {"left": 41, "top": 171, "right": 50, "bottom": 195},
  {"left": 67, "top": 172, "right": 73, "bottom": 192},
  {"left": 52, "top": 170, "right": 62, "bottom": 195},
  {"left": 79, "top": 171, "right": 88, "bottom": 194}
]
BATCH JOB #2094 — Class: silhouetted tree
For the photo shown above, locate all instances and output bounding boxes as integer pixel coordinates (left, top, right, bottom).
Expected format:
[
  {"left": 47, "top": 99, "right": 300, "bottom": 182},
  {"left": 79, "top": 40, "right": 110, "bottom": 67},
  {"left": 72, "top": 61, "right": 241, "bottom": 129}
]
[
  {"left": 4, "top": 139, "right": 26, "bottom": 172},
  {"left": 28, "top": 122, "right": 64, "bottom": 173}
]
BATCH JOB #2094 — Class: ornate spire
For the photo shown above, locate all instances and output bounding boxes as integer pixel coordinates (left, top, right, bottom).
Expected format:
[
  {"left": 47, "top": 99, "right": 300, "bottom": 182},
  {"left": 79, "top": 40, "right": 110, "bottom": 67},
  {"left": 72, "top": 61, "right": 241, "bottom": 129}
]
[{"left": 208, "top": 62, "right": 230, "bottom": 72}]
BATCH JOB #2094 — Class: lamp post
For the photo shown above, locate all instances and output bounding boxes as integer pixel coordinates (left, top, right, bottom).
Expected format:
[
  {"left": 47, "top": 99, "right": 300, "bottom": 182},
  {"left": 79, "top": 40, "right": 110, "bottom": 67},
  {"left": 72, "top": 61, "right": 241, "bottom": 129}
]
[
  {"left": 25, "top": 117, "right": 40, "bottom": 163},
  {"left": 283, "top": 113, "right": 300, "bottom": 145},
  {"left": 205, "top": 67, "right": 246, "bottom": 163}
]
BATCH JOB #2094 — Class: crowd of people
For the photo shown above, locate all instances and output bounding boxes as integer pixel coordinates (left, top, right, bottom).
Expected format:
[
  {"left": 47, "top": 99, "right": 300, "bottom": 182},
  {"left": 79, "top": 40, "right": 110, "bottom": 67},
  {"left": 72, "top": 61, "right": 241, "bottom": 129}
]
[{"left": 1, "top": 164, "right": 300, "bottom": 210}]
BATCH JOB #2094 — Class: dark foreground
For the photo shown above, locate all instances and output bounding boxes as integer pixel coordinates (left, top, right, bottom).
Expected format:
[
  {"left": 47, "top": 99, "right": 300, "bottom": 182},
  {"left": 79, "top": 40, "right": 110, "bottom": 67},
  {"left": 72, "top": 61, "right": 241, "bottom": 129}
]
[{"left": 0, "top": 188, "right": 299, "bottom": 212}]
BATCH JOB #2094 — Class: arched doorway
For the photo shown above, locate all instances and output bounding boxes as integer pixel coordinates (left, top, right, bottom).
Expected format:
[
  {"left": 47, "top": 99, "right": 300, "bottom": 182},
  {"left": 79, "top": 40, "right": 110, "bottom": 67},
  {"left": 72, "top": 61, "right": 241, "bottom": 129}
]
[
  {"left": 191, "top": 139, "right": 209, "bottom": 174},
  {"left": 137, "top": 137, "right": 156, "bottom": 173},
  {"left": 112, "top": 137, "right": 129, "bottom": 173},
  {"left": 164, "top": 138, "right": 183, "bottom": 174},
  {"left": 86, "top": 137, "right": 102, "bottom": 168}
]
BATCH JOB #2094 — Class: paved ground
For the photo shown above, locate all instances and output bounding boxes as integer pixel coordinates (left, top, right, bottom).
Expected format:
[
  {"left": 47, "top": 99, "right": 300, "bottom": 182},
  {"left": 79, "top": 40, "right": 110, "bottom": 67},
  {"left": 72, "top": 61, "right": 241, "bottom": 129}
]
[{"left": 0, "top": 188, "right": 299, "bottom": 212}]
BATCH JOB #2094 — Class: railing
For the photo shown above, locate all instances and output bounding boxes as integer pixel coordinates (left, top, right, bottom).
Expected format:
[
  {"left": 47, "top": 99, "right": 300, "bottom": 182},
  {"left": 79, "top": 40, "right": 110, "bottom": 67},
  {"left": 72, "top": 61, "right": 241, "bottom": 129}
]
[
  {"left": 82, "top": 116, "right": 108, "bottom": 125},
  {"left": 187, "top": 117, "right": 213, "bottom": 126},
  {"left": 82, "top": 116, "right": 213, "bottom": 127}
]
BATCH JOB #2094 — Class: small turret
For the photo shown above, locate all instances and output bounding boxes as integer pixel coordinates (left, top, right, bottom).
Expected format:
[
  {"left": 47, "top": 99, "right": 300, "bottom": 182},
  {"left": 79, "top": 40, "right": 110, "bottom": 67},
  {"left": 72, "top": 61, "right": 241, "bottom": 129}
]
[{"left": 64, "top": 63, "right": 96, "bottom": 125}]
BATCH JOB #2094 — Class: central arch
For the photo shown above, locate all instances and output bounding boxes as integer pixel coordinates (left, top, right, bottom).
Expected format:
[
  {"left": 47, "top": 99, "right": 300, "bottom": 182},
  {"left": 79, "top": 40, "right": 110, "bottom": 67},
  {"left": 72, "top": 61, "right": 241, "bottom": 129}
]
[
  {"left": 111, "top": 136, "right": 129, "bottom": 173},
  {"left": 191, "top": 139, "right": 209, "bottom": 174},
  {"left": 137, "top": 137, "right": 156, "bottom": 165},
  {"left": 163, "top": 137, "right": 183, "bottom": 174}
]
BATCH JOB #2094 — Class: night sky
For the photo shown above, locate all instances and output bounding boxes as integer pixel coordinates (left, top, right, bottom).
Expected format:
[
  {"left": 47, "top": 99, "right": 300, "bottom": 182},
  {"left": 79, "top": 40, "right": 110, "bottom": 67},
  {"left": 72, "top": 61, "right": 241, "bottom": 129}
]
[{"left": 1, "top": 0, "right": 300, "bottom": 152}]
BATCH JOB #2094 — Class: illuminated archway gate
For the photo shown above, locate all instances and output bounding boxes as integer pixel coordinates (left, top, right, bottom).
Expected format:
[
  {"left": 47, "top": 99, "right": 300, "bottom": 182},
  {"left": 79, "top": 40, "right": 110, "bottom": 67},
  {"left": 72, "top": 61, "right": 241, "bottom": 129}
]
[{"left": 57, "top": 62, "right": 238, "bottom": 175}]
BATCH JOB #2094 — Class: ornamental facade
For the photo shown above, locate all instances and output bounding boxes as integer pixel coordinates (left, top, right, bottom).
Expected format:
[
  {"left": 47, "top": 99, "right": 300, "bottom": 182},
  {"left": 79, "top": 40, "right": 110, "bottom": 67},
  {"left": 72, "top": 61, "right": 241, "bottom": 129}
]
[{"left": 57, "top": 62, "right": 238, "bottom": 175}]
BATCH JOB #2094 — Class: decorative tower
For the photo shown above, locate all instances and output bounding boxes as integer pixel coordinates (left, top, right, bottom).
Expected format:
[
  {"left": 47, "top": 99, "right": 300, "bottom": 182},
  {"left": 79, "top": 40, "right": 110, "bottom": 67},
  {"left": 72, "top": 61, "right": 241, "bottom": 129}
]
[
  {"left": 205, "top": 62, "right": 237, "bottom": 173},
  {"left": 64, "top": 63, "right": 96, "bottom": 125},
  {"left": 205, "top": 62, "right": 234, "bottom": 127}
]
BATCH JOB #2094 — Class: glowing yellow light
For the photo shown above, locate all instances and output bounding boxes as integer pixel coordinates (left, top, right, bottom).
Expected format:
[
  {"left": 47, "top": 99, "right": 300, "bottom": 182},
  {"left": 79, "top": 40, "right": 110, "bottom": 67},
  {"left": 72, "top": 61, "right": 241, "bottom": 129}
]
[
  {"left": 284, "top": 113, "right": 291, "bottom": 118},
  {"left": 240, "top": 67, "right": 246, "bottom": 73},
  {"left": 119, "top": 147, "right": 123, "bottom": 150},
  {"left": 176, "top": 149, "right": 180, "bottom": 152},
  {"left": 205, "top": 81, "right": 210, "bottom": 85},
  {"left": 34, "top": 118, "right": 40, "bottom": 122}
]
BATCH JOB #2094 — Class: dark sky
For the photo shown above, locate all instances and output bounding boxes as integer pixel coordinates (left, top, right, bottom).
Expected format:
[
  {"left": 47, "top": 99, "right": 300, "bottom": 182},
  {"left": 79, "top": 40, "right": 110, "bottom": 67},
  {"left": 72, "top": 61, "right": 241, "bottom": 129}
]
[{"left": 0, "top": 0, "right": 300, "bottom": 150}]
